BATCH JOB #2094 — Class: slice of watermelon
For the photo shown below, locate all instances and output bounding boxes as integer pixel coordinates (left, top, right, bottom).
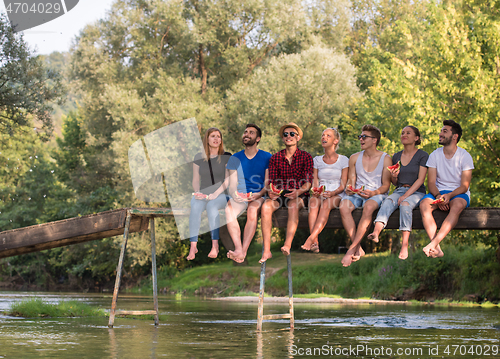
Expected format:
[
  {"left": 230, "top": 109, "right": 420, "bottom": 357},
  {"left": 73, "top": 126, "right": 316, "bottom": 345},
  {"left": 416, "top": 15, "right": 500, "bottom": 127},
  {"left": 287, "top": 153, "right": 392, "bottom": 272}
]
[
  {"left": 269, "top": 183, "right": 283, "bottom": 195},
  {"left": 309, "top": 185, "right": 326, "bottom": 195},
  {"left": 347, "top": 184, "right": 365, "bottom": 193},
  {"left": 387, "top": 160, "right": 401, "bottom": 172},
  {"left": 234, "top": 191, "right": 253, "bottom": 199},
  {"left": 192, "top": 192, "right": 209, "bottom": 200},
  {"left": 430, "top": 197, "right": 445, "bottom": 205}
]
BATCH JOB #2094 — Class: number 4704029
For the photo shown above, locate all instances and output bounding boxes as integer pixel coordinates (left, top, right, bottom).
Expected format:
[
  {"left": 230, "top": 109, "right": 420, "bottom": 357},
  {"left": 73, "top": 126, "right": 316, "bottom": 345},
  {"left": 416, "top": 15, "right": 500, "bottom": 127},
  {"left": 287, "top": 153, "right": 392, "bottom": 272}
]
[
  {"left": 6, "top": 2, "right": 62, "bottom": 14},
  {"left": 444, "top": 345, "right": 498, "bottom": 356}
]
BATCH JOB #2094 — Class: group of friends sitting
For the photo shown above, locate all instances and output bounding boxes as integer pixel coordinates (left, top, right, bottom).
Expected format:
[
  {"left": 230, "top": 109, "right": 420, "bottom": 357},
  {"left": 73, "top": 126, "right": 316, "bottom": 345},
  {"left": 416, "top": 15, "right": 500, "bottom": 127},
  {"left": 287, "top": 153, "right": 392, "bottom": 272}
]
[{"left": 188, "top": 120, "right": 474, "bottom": 267}]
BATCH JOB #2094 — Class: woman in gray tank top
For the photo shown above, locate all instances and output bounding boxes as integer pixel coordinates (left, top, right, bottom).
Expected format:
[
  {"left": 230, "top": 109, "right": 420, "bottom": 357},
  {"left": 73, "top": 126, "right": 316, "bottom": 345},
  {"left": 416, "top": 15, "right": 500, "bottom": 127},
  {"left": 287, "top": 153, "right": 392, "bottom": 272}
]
[{"left": 367, "top": 126, "right": 429, "bottom": 259}]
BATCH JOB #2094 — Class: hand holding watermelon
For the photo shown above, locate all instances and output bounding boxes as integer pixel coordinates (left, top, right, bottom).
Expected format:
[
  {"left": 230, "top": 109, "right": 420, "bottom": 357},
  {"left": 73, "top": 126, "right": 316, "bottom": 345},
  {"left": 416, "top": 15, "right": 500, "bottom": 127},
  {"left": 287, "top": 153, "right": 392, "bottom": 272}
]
[
  {"left": 309, "top": 185, "right": 326, "bottom": 197},
  {"left": 347, "top": 184, "right": 365, "bottom": 195},
  {"left": 268, "top": 183, "right": 282, "bottom": 200},
  {"left": 387, "top": 160, "right": 401, "bottom": 172},
  {"left": 430, "top": 195, "right": 450, "bottom": 210},
  {"left": 430, "top": 197, "right": 445, "bottom": 205},
  {"left": 387, "top": 161, "right": 401, "bottom": 177},
  {"left": 192, "top": 192, "right": 209, "bottom": 200},
  {"left": 233, "top": 191, "right": 253, "bottom": 202},
  {"left": 269, "top": 183, "right": 283, "bottom": 195}
]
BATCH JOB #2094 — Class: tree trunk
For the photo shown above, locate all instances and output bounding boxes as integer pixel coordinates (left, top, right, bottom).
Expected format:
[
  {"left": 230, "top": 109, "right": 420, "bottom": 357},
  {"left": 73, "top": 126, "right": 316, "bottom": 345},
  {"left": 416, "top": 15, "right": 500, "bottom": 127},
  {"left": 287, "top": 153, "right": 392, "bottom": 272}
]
[
  {"left": 199, "top": 44, "right": 207, "bottom": 95},
  {"left": 496, "top": 233, "right": 500, "bottom": 264}
]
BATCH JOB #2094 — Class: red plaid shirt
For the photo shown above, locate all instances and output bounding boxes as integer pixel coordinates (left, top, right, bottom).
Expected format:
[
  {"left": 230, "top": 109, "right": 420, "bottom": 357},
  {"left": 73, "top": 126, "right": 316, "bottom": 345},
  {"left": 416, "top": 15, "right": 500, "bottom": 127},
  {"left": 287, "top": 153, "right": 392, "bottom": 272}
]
[{"left": 269, "top": 148, "right": 313, "bottom": 190}]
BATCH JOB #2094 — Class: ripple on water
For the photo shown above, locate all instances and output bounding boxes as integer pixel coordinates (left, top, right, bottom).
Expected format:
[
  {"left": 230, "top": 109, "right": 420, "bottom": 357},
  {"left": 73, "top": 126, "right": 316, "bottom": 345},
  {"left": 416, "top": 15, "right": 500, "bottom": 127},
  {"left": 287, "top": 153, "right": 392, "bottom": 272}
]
[{"left": 0, "top": 292, "right": 499, "bottom": 359}]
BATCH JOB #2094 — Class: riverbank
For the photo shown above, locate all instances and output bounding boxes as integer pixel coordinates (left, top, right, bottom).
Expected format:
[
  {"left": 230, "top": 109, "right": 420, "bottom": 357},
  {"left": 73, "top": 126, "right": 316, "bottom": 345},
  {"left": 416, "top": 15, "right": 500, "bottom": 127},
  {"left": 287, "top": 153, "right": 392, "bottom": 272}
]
[{"left": 142, "top": 244, "right": 500, "bottom": 303}]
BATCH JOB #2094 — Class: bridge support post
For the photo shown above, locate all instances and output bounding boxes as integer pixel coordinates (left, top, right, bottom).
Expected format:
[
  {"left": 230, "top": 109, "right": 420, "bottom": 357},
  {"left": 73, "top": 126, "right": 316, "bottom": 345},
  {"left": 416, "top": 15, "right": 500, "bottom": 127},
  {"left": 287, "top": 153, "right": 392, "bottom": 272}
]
[
  {"left": 150, "top": 217, "right": 159, "bottom": 326},
  {"left": 108, "top": 211, "right": 159, "bottom": 328},
  {"left": 256, "top": 254, "right": 294, "bottom": 331},
  {"left": 108, "top": 211, "right": 132, "bottom": 328}
]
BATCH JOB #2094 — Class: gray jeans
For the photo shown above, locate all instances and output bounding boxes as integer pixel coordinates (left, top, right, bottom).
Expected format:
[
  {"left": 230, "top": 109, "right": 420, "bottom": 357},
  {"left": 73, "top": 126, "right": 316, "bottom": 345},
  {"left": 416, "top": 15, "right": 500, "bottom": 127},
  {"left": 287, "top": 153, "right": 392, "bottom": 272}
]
[{"left": 374, "top": 187, "right": 425, "bottom": 231}]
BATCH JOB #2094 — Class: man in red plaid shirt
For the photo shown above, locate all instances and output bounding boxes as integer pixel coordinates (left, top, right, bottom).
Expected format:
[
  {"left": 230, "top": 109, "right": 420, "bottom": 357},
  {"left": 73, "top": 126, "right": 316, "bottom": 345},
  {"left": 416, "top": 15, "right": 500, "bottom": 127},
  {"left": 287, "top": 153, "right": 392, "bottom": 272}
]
[{"left": 259, "top": 123, "right": 313, "bottom": 263}]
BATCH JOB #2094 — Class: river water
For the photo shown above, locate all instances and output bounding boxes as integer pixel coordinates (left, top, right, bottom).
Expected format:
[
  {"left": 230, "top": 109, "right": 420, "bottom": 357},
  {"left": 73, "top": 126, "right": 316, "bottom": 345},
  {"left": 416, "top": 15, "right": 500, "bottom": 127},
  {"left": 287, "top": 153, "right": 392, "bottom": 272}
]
[{"left": 0, "top": 292, "right": 499, "bottom": 358}]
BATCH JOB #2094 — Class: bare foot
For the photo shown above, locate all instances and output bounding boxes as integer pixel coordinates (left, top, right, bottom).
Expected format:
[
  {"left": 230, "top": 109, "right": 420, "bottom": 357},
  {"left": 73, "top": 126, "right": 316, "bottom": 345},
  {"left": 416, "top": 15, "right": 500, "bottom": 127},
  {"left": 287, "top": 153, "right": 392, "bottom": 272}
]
[
  {"left": 367, "top": 232, "right": 379, "bottom": 243},
  {"left": 399, "top": 247, "right": 408, "bottom": 260},
  {"left": 301, "top": 243, "right": 311, "bottom": 251},
  {"left": 187, "top": 243, "right": 198, "bottom": 260},
  {"left": 351, "top": 247, "right": 365, "bottom": 262},
  {"left": 301, "top": 237, "right": 315, "bottom": 251},
  {"left": 281, "top": 246, "right": 291, "bottom": 256},
  {"left": 208, "top": 246, "right": 219, "bottom": 259},
  {"left": 259, "top": 251, "right": 273, "bottom": 263},
  {"left": 423, "top": 242, "right": 436, "bottom": 257},
  {"left": 227, "top": 250, "right": 245, "bottom": 263},
  {"left": 430, "top": 245, "right": 444, "bottom": 258},
  {"left": 341, "top": 251, "right": 354, "bottom": 267}
]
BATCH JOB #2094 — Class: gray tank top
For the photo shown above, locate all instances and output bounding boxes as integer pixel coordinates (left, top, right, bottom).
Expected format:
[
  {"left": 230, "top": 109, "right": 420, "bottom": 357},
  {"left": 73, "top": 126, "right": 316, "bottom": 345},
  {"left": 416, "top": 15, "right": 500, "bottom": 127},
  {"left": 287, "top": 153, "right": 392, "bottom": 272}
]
[{"left": 355, "top": 151, "right": 388, "bottom": 193}]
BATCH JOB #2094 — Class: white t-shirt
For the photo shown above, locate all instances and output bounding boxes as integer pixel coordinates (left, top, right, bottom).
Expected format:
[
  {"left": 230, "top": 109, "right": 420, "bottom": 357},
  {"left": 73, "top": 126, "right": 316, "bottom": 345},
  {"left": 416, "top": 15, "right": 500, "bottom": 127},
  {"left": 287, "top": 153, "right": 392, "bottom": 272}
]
[
  {"left": 426, "top": 147, "right": 474, "bottom": 197},
  {"left": 313, "top": 154, "right": 349, "bottom": 195}
]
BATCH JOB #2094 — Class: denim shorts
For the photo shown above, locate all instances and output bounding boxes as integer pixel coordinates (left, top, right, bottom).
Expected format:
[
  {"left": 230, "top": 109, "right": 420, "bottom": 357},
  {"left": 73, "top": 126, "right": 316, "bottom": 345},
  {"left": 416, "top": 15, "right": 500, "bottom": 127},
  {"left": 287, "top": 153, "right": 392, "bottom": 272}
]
[
  {"left": 343, "top": 193, "right": 387, "bottom": 209},
  {"left": 422, "top": 190, "right": 470, "bottom": 207}
]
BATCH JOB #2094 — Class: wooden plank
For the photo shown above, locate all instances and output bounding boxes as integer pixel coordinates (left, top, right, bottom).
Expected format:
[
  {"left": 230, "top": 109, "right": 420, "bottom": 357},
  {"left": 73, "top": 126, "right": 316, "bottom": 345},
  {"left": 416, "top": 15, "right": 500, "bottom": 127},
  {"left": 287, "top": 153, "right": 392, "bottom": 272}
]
[
  {"left": 0, "top": 209, "right": 149, "bottom": 259},
  {"left": 1, "top": 206, "right": 498, "bottom": 260},
  {"left": 272, "top": 207, "right": 500, "bottom": 230},
  {"left": 262, "top": 314, "right": 292, "bottom": 320},
  {"left": 129, "top": 207, "right": 190, "bottom": 216}
]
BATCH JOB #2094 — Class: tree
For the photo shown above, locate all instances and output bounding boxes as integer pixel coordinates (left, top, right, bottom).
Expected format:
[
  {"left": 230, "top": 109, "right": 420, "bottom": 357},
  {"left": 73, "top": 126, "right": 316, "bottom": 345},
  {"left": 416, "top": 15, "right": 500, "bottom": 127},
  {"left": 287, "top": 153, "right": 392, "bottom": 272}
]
[
  {"left": 223, "top": 45, "right": 361, "bottom": 155},
  {"left": 0, "top": 14, "right": 63, "bottom": 136},
  {"left": 347, "top": 1, "right": 500, "bottom": 251},
  {"left": 345, "top": 0, "right": 430, "bottom": 91},
  {"left": 69, "top": 0, "right": 354, "bottom": 197}
]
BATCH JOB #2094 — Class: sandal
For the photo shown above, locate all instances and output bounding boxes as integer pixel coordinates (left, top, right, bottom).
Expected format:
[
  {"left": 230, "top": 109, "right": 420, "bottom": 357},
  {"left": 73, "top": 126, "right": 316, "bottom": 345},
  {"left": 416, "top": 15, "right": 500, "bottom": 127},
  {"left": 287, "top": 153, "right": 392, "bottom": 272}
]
[{"left": 310, "top": 243, "right": 320, "bottom": 253}]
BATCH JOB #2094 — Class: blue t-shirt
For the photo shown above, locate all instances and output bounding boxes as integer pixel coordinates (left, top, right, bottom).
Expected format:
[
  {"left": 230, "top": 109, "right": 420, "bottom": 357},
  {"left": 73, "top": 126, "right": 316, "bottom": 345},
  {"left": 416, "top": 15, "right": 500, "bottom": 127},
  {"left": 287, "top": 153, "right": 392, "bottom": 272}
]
[{"left": 226, "top": 149, "right": 272, "bottom": 193}]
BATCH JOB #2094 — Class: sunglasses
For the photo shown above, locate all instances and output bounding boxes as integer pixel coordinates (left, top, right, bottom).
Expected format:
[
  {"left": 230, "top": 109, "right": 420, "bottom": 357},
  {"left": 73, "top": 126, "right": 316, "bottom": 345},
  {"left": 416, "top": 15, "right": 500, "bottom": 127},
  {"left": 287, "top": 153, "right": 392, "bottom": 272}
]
[
  {"left": 283, "top": 132, "right": 298, "bottom": 137},
  {"left": 358, "top": 135, "right": 376, "bottom": 140}
]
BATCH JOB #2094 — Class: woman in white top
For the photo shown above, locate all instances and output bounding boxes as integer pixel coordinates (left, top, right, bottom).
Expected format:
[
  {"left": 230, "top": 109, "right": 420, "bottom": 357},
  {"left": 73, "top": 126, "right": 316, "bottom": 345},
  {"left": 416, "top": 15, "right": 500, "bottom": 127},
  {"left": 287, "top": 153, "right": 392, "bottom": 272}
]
[{"left": 301, "top": 128, "right": 349, "bottom": 253}]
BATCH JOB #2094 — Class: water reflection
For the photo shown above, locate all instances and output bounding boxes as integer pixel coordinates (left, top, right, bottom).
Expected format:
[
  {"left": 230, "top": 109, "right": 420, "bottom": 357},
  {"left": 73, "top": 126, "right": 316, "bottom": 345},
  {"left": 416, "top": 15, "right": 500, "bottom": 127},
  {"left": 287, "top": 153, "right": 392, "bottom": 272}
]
[
  {"left": 0, "top": 292, "right": 499, "bottom": 358},
  {"left": 108, "top": 328, "right": 117, "bottom": 359}
]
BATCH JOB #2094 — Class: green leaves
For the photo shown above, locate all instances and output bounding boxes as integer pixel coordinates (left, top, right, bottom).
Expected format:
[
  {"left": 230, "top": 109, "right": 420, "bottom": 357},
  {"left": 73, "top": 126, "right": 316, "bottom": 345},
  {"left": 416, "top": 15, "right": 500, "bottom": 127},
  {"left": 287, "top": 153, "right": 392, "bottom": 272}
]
[
  {"left": 350, "top": 1, "right": 500, "bottom": 207},
  {"left": 224, "top": 45, "right": 361, "bottom": 155},
  {"left": 0, "top": 14, "right": 63, "bottom": 136}
]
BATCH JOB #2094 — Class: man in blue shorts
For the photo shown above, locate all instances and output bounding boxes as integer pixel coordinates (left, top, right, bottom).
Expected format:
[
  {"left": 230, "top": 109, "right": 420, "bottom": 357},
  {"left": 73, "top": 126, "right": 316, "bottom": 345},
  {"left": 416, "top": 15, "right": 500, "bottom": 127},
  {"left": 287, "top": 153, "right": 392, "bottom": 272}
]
[
  {"left": 339, "top": 125, "right": 392, "bottom": 267},
  {"left": 225, "top": 124, "right": 272, "bottom": 263},
  {"left": 420, "top": 120, "right": 474, "bottom": 258}
]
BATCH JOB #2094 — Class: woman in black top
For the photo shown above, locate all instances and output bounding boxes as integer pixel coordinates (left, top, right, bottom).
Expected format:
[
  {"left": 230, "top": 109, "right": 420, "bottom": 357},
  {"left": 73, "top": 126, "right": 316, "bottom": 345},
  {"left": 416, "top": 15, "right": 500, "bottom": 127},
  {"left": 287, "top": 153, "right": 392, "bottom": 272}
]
[
  {"left": 367, "top": 126, "right": 429, "bottom": 259},
  {"left": 188, "top": 127, "right": 231, "bottom": 260}
]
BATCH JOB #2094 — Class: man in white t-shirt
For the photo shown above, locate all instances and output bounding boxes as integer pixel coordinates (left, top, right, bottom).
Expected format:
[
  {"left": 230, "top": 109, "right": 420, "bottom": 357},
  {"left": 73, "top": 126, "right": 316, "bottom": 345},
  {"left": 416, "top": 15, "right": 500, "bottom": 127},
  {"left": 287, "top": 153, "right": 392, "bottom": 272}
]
[{"left": 419, "top": 120, "right": 474, "bottom": 258}]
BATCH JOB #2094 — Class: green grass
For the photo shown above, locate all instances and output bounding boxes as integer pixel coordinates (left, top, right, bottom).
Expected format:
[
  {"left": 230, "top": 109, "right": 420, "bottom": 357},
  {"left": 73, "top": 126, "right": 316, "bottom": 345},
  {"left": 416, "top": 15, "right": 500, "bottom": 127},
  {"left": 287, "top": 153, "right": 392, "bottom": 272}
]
[
  {"left": 141, "top": 244, "right": 500, "bottom": 304},
  {"left": 232, "top": 291, "right": 270, "bottom": 297},
  {"left": 140, "top": 263, "right": 261, "bottom": 296},
  {"left": 8, "top": 298, "right": 107, "bottom": 318}
]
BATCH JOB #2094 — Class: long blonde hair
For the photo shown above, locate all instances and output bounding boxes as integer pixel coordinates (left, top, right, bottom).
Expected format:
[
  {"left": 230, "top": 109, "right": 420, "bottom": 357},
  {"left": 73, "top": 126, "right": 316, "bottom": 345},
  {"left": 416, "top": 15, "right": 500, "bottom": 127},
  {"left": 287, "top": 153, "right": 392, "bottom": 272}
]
[{"left": 202, "top": 127, "right": 224, "bottom": 162}]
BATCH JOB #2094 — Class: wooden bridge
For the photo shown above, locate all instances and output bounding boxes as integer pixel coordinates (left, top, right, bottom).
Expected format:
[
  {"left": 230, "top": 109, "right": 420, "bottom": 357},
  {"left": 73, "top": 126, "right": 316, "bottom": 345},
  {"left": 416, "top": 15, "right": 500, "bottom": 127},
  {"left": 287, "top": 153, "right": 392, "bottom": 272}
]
[
  {"left": 1, "top": 207, "right": 499, "bottom": 260},
  {"left": 0, "top": 208, "right": 149, "bottom": 259},
  {"left": 1, "top": 206, "right": 499, "bottom": 329}
]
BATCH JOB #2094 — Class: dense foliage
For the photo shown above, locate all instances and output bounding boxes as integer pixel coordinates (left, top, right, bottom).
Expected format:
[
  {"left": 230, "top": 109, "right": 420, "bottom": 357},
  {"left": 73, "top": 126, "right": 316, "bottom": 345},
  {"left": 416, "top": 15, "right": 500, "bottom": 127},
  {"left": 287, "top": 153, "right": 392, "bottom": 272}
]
[
  {"left": 0, "top": 0, "right": 499, "bottom": 290},
  {"left": 0, "top": 14, "right": 63, "bottom": 136}
]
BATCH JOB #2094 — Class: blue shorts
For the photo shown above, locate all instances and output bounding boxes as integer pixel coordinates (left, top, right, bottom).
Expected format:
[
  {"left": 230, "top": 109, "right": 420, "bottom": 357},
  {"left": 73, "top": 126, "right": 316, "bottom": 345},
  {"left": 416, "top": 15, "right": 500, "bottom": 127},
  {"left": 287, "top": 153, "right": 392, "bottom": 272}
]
[
  {"left": 343, "top": 193, "right": 387, "bottom": 209},
  {"left": 422, "top": 190, "right": 470, "bottom": 208}
]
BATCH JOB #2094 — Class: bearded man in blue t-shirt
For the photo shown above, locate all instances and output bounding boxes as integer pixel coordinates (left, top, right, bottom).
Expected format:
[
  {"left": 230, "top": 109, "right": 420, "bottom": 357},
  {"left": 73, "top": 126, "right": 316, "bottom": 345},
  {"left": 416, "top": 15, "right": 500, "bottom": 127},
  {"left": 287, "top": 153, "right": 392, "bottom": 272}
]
[{"left": 225, "top": 124, "right": 272, "bottom": 263}]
